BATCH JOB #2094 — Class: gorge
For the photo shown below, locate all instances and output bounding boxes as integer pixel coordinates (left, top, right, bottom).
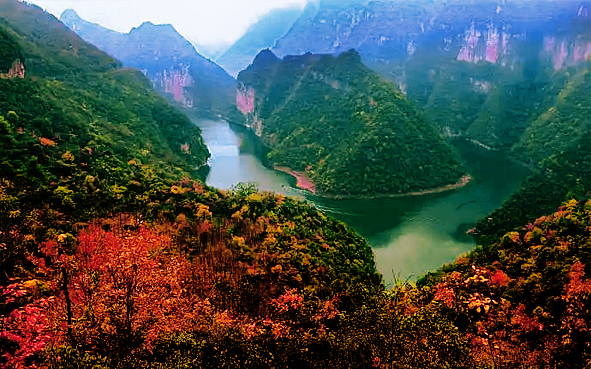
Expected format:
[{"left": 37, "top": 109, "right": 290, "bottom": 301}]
[
  {"left": 193, "top": 117, "right": 528, "bottom": 283},
  {"left": 2, "top": 0, "right": 591, "bottom": 367}
]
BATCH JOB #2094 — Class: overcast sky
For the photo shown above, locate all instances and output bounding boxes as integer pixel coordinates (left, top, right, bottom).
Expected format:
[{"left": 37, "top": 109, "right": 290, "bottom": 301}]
[{"left": 29, "top": 0, "right": 308, "bottom": 46}]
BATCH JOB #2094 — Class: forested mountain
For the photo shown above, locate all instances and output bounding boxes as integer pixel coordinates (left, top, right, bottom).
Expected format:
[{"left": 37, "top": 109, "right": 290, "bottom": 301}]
[
  {"left": 60, "top": 9, "right": 236, "bottom": 117},
  {"left": 271, "top": 0, "right": 590, "bottom": 148},
  {"left": 473, "top": 63, "right": 591, "bottom": 239},
  {"left": 0, "top": 0, "right": 209, "bottom": 178},
  {"left": 216, "top": 6, "right": 303, "bottom": 77},
  {"left": 236, "top": 49, "right": 466, "bottom": 197},
  {"left": 2, "top": 0, "right": 591, "bottom": 367},
  {"left": 260, "top": 0, "right": 590, "bottom": 238},
  {"left": 0, "top": 1, "right": 381, "bottom": 366}
]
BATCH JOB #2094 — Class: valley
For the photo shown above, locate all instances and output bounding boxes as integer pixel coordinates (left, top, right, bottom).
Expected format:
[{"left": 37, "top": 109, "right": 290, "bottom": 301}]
[
  {"left": 2, "top": 0, "right": 590, "bottom": 367},
  {"left": 193, "top": 118, "right": 528, "bottom": 283}
]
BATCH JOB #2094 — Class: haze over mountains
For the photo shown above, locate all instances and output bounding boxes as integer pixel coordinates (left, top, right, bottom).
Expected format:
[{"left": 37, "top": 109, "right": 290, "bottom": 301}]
[
  {"left": 216, "top": 6, "right": 304, "bottom": 77},
  {"left": 60, "top": 9, "right": 236, "bottom": 117},
  {"left": 57, "top": 0, "right": 591, "bottom": 239}
]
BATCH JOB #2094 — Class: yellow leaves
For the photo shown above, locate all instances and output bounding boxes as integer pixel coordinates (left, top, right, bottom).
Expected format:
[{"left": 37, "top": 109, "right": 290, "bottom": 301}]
[
  {"left": 505, "top": 231, "right": 521, "bottom": 244},
  {"left": 464, "top": 266, "right": 489, "bottom": 285},
  {"left": 231, "top": 236, "right": 246, "bottom": 249},
  {"left": 170, "top": 185, "right": 185, "bottom": 194},
  {"left": 271, "top": 264, "right": 283, "bottom": 274},
  {"left": 22, "top": 279, "right": 37, "bottom": 291},
  {"left": 246, "top": 192, "right": 263, "bottom": 202},
  {"left": 465, "top": 293, "right": 497, "bottom": 314},
  {"left": 61, "top": 151, "right": 75, "bottom": 162},
  {"left": 57, "top": 233, "right": 69, "bottom": 243},
  {"left": 231, "top": 210, "right": 243, "bottom": 222},
  {"left": 54, "top": 186, "right": 75, "bottom": 206},
  {"left": 195, "top": 204, "right": 212, "bottom": 219},
  {"left": 564, "top": 198, "right": 578, "bottom": 211},
  {"left": 263, "top": 234, "right": 277, "bottom": 248},
  {"left": 23, "top": 234, "right": 35, "bottom": 243}
]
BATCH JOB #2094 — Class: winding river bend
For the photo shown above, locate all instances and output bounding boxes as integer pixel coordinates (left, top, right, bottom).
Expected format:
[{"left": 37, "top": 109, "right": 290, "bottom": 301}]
[{"left": 194, "top": 118, "right": 528, "bottom": 285}]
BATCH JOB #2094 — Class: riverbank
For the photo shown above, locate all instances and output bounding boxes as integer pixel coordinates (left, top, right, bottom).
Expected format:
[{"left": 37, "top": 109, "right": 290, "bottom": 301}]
[
  {"left": 319, "top": 175, "right": 473, "bottom": 200},
  {"left": 273, "top": 165, "right": 316, "bottom": 194},
  {"left": 273, "top": 164, "right": 472, "bottom": 199}
]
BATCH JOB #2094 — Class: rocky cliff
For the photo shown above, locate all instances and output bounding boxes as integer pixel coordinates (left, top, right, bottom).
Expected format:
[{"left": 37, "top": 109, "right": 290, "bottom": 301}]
[
  {"left": 61, "top": 9, "right": 236, "bottom": 116},
  {"left": 274, "top": 1, "right": 590, "bottom": 71},
  {"left": 270, "top": 0, "right": 590, "bottom": 149}
]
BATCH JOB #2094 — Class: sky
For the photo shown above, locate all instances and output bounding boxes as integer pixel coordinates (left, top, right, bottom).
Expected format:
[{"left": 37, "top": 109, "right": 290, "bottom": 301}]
[{"left": 29, "top": 0, "right": 308, "bottom": 46}]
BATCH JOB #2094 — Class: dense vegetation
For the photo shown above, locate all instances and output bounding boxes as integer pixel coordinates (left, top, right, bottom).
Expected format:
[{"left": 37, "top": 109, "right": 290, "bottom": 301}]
[
  {"left": 420, "top": 200, "right": 591, "bottom": 368},
  {"left": 2, "top": 1, "right": 591, "bottom": 368},
  {"left": 0, "top": 2, "right": 381, "bottom": 367},
  {"left": 473, "top": 63, "right": 591, "bottom": 239},
  {"left": 0, "top": 0, "right": 209, "bottom": 271},
  {"left": 237, "top": 49, "right": 466, "bottom": 197}
]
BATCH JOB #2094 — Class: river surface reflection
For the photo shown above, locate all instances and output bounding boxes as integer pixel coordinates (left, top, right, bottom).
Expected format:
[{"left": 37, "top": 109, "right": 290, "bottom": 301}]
[{"left": 193, "top": 118, "right": 528, "bottom": 285}]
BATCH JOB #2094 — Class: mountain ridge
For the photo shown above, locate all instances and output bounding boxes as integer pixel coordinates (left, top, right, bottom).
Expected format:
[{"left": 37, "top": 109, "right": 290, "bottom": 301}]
[
  {"left": 60, "top": 9, "right": 237, "bottom": 117},
  {"left": 216, "top": 6, "right": 304, "bottom": 77},
  {"left": 237, "top": 49, "right": 466, "bottom": 197}
]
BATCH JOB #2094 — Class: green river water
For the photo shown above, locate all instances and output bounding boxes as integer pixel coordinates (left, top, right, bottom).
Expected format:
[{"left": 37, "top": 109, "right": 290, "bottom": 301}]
[{"left": 194, "top": 118, "right": 528, "bottom": 285}]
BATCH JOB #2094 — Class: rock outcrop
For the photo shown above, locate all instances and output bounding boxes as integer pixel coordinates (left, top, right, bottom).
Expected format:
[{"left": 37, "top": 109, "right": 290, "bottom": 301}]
[{"left": 61, "top": 10, "right": 236, "bottom": 115}]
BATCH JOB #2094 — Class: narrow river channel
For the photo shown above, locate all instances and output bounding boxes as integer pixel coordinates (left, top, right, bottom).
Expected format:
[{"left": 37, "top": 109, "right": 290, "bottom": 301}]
[{"left": 193, "top": 118, "right": 528, "bottom": 285}]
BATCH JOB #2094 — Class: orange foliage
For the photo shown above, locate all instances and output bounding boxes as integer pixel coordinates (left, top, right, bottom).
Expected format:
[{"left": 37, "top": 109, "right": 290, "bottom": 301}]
[{"left": 38, "top": 137, "right": 56, "bottom": 146}]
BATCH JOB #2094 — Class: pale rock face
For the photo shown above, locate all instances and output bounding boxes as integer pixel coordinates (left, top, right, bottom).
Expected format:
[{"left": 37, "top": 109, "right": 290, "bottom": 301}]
[
  {"left": 236, "top": 87, "right": 255, "bottom": 114},
  {"left": 457, "top": 24, "right": 482, "bottom": 63},
  {"left": 457, "top": 24, "right": 504, "bottom": 64},
  {"left": 271, "top": 0, "right": 589, "bottom": 75},
  {"left": 1, "top": 60, "right": 24, "bottom": 79},
  {"left": 157, "top": 65, "right": 193, "bottom": 107},
  {"left": 485, "top": 28, "right": 499, "bottom": 63},
  {"left": 544, "top": 36, "right": 591, "bottom": 70}
]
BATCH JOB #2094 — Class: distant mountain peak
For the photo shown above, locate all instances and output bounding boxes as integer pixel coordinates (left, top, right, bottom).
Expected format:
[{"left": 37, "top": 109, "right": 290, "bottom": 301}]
[
  {"left": 60, "top": 8, "right": 80, "bottom": 20},
  {"left": 60, "top": 10, "right": 236, "bottom": 115},
  {"left": 133, "top": 21, "right": 177, "bottom": 34},
  {"left": 254, "top": 49, "right": 280, "bottom": 62}
]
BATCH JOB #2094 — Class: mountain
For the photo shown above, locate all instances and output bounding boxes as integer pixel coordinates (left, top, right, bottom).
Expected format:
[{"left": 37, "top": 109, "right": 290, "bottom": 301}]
[
  {"left": 271, "top": 0, "right": 591, "bottom": 149},
  {"left": 60, "top": 9, "right": 236, "bottom": 117},
  {"left": 263, "top": 0, "right": 591, "bottom": 238},
  {"left": 216, "top": 6, "right": 303, "bottom": 77},
  {"left": 0, "top": 0, "right": 210, "bottom": 225},
  {"left": 237, "top": 49, "right": 466, "bottom": 197},
  {"left": 3, "top": 1, "right": 591, "bottom": 368},
  {"left": 0, "top": 3, "right": 386, "bottom": 368},
  {"left": 473, "top": 63, "right": 591, "bottom": 239}
]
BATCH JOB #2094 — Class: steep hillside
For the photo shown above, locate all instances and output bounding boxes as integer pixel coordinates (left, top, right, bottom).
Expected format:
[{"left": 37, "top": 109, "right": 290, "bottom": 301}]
[
  {"left": 0, "top": 3, "right": 386, "bottom": 368},
  {"left": 216, "top": 6, "right": 303, "bottom": 77},
  {"left": 473, "top": 64, "right": 591, "bottom": 239},
  {"left": 418, "top": 200, "right": 591, "bottom": 368},
  {"left": 513, "top": 66, "right": 591, "bottom": 165},
  {"left": 237, "top": 49, "right": 466, "bottom": 197},
  {"left": 0, "top": 0, "right": 210, "bottom": 223},
  {"left": 60, "top": 9, "right": 236, "bottom": 116},
  {"left": 271, "top": 0, "right": 590, "bottom": 149}
]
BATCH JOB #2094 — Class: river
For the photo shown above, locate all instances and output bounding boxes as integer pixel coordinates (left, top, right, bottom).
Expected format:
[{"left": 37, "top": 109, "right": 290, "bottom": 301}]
[{"left": 194, "top": 118, "right": 528, "bottom": 286}]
